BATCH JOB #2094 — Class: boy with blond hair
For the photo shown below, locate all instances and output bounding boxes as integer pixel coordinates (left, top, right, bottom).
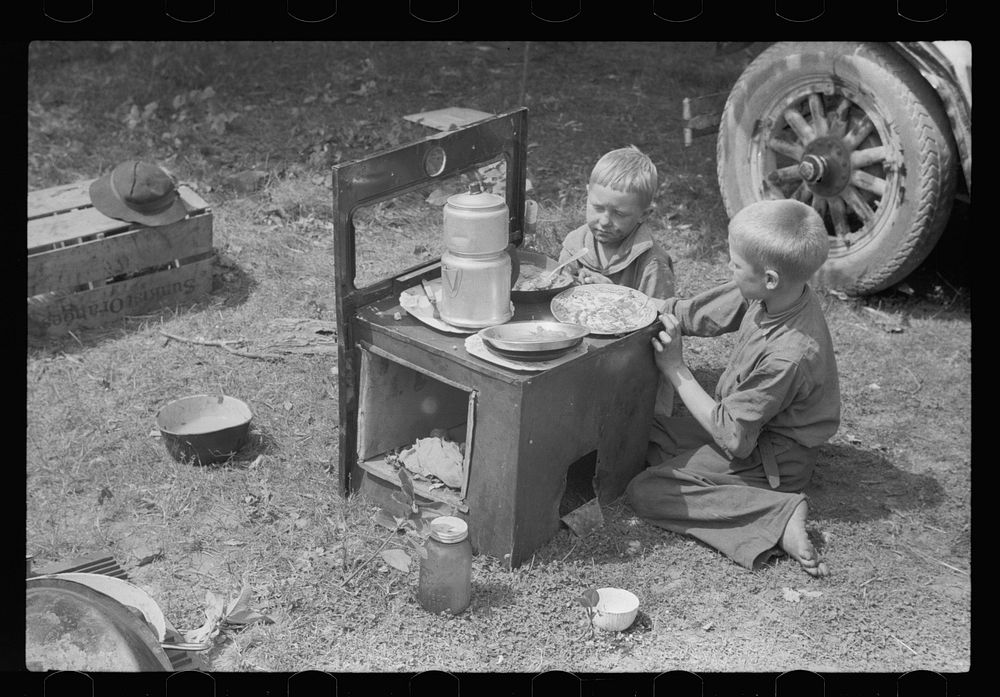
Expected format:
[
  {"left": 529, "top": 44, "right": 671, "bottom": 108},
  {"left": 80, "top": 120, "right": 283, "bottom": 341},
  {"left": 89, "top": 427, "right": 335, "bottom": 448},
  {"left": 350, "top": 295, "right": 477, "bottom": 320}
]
[
  {"left": 628, "top": 199, "right": 840, "bottom": 577},
  {"left": 559, "top": 145, "right": 675, "bottom": 300},
  {"left": 561, "top": 146, "right": 677, "bottom": 422}
]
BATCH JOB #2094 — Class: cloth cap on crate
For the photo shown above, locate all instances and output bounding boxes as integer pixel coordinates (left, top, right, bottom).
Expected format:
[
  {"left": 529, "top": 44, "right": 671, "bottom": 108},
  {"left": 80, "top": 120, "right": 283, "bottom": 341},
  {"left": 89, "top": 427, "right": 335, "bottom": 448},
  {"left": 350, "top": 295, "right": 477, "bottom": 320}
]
[{"left": 89, "top": 161, "right": 188, "bottom": 226}]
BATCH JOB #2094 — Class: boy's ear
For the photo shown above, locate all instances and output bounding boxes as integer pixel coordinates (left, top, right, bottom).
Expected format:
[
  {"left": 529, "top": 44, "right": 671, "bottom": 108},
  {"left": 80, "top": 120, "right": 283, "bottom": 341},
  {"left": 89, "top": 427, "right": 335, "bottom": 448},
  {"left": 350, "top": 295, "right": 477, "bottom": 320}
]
[{"left": 764, "top": 268, "right": 780, "bottom": 290}]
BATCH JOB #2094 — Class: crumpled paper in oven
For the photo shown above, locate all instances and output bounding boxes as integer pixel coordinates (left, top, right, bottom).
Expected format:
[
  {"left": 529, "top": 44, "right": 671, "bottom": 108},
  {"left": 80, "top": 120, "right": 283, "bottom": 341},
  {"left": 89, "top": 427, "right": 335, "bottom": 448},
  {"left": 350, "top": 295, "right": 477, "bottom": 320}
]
[{"left": 398, "top": 436, "right": 464, "bottom": 489}]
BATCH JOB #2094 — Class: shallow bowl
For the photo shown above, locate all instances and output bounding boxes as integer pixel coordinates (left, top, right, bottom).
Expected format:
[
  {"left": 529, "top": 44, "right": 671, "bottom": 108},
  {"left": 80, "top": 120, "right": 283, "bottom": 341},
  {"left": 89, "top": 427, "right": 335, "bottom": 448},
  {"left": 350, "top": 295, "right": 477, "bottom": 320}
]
[
  {"left": 478, "top": 320, "right": 589, "bottom": 353},
  {"left": 511, "top": 250, "right": 576, "bottom": 303},
  {"left": 156, "top": 395, "right": 253, "bottom": 465}
]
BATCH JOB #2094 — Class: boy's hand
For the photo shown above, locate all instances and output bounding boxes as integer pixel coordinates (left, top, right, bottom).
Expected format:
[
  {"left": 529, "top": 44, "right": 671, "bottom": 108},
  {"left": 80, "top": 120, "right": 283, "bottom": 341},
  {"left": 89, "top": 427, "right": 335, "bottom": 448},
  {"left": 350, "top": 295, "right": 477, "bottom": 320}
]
[
  {"left": 576, "top": 268, "right": 613, "bottom": 285},
  {"left": 651, "top": 313, "right": 685, "bottom": 375}
]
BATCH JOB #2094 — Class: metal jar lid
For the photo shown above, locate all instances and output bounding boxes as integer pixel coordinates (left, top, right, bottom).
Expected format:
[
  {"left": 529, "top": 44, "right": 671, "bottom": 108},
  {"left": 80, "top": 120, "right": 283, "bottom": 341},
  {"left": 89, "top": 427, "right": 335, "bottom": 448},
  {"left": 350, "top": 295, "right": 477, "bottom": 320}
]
[{"left": 429, "top": 515, "right": 468, "bottom": 543}]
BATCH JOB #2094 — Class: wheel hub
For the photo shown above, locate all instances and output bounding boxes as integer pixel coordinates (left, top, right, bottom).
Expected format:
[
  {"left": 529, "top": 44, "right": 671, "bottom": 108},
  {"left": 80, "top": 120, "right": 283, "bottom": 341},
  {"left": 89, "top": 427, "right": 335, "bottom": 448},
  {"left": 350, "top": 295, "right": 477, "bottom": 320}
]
[
  {"left": 799, "top": 136, "right": 851, "bottom": 197},
  {"left": 798, "top": 155, "right": 826, "bottom": 183}
]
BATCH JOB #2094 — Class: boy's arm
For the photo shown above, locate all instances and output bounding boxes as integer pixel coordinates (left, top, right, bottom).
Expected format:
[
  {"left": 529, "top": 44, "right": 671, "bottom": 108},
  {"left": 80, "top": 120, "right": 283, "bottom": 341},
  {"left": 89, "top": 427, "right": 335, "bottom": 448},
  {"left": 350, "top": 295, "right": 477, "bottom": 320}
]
[
  {"left": 637, "top": 255, "right": 675, "bottom": 300},
  {"left": 651, "top": 314, "right": 718, "bottom": 435},
  {"left": 655, "top": 281, "right": 747, "bottom": 337},
  {"left": 653, "top": 314, "right": 802, "bottom": 458}
]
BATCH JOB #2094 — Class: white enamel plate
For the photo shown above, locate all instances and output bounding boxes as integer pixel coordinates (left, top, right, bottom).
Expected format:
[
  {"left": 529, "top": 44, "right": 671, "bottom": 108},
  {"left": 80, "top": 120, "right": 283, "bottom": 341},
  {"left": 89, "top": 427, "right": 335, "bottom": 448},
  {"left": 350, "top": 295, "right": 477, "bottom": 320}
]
[{"left": 550, "top": 285, "right": 657, "bottom": 335}]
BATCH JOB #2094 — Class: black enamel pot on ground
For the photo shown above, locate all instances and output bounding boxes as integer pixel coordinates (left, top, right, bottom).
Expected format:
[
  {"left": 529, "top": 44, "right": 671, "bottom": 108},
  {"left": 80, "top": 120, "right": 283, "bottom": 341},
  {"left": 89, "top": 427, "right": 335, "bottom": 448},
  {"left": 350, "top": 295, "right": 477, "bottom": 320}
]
[{"left": 156, "top": 394, "right": 253, "bottom": 465}]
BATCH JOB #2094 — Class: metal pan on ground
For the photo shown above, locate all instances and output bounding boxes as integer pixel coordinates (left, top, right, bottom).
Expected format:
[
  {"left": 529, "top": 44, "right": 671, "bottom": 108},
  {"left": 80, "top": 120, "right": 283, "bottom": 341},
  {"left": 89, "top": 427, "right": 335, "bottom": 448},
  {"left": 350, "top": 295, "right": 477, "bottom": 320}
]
[
  {"left": 156, "top": 394, "right": 253, "bottom": 465},
  {"left": 511, "top": 249, "right": 576, "bottom": 303},
  {"left": 40, "top": 573, "right": 168, "bottom": 642},
  {"left": 26, "top": 576, "right": 174, "bottom": 671},
  {"left": 479, "top": 320, "right": 589, "bottom": 362},
  {"left": 550, "top": 285, "right": 658, "bottom": 335}
]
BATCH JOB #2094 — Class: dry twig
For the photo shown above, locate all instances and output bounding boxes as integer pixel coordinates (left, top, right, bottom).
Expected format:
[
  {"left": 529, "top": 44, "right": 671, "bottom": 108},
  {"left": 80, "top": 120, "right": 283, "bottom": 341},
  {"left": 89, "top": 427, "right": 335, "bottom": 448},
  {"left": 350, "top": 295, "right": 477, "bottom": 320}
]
[
  {"left": 906, "top": 544, "right": 969, "bottom": 576},
  {"left": 901, "top": 365, "right": 923, "bottom": 395},
  {"left": 561, "top": 541, "right": 580, "bottom": 563},
  {"left": 340, "top": 526, "right": 398, "bottom": 588},
  {"left": 159, "top": 330, "right": 281, "bottom": 361},
  {"left": 889, "top": 633, "right": 919, "bottom": 656}
]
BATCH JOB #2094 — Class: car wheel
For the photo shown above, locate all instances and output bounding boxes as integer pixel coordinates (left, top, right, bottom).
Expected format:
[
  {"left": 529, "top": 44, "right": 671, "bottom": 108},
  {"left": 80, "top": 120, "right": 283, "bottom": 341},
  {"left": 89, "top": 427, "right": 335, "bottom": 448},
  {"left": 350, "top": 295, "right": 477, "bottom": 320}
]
[{"left": 716, "top": 41, "right": 958, "bottom": 295}]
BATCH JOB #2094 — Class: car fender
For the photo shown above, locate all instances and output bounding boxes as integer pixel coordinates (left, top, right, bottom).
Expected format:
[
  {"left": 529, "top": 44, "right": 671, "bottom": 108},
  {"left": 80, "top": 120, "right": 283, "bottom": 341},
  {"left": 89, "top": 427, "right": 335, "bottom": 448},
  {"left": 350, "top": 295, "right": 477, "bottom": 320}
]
[{"left": 890, "top": 41, "right": 972, "bottom": 195}]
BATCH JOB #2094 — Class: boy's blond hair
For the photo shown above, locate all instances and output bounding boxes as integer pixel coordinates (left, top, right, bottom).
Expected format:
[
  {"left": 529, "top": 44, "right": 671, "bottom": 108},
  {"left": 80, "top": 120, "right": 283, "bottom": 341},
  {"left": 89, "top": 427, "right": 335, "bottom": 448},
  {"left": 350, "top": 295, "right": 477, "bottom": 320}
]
[
  {"left": 589, "top": 146, "right": 658, "bottom": 209},
  {"left": 729, "top": 200, "right": 829, "bottom": 283}
]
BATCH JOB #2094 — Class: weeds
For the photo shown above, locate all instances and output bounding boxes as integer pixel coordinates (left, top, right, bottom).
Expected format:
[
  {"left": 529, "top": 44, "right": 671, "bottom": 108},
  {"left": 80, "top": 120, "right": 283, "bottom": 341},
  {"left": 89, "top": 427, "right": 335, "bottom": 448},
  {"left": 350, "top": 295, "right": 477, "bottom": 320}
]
[{"left": 26, "top": 41, "right": 970, "bottom": 674}]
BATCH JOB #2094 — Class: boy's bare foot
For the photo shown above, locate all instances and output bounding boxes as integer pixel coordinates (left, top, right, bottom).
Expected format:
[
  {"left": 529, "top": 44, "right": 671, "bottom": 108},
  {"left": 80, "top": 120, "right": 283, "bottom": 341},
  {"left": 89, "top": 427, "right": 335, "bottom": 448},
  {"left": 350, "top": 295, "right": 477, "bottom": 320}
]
[{"left": 780, "top": 500, "right": 828, "bottom": 577}]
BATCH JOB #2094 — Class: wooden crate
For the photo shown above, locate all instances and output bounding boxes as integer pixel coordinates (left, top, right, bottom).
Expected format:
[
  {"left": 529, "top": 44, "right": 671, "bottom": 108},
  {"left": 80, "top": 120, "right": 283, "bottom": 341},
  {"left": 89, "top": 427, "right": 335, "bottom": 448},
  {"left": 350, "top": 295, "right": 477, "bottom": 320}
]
[{"left": 27, "top": 180, "right": 214, "bottom": 337}]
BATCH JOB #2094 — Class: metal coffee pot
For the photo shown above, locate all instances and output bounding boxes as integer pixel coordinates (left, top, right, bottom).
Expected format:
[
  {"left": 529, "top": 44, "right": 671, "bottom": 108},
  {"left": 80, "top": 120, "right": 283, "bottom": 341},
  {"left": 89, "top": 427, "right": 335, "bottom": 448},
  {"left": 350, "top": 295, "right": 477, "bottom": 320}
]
[{"left": 439, "top": 190, "right": 517, "bottom": 328}]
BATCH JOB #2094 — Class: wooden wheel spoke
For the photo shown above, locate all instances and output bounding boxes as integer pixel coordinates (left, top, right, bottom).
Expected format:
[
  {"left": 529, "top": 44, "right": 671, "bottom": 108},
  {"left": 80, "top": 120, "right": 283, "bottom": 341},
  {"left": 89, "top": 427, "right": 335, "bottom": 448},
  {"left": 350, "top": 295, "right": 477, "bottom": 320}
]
[
  {"left": 811, "top": 196, "right": 829, "bottom": 218},
  {"left": 763, "top": 179, "right": 786, "bottom": 201},
  {"left": 783, "top": 108, "right": 815, "bottom": 143},
  {"left": 828, "top": 196, "right": 851, "bottom": 239},
  {"left": 850, "top": 169, "right": 887, "bottom": 197},
  {"left": 842, "top": 186, "right": 875, "bottom": 224},
  {"left": 843, "top": 114, "right": 875, "bottom": 151},
  {"left": 828, "top": 98, "right": 851, "bottom": 138},
  {"left": 850, "top": 146, "right": 887, "bottom": 170},
  {"left": 808, "top": 94, "right": 828, "bottom": 137},
  {"left": 792, "top": 182, "right": 812, "bottom": 203},
  {"left": 766, "top": 137, "right": 805, "bottom": 161},
  {"left": 768, "top": 164, "right": 803, "bottom": 184}
]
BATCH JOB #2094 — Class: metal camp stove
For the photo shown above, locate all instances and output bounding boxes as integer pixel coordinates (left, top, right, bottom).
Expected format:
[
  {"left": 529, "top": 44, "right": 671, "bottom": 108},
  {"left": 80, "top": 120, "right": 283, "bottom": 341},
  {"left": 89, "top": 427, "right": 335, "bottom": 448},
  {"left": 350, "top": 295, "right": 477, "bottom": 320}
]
[{"left": 333, "top": 108, "right": 658, "bottom": 567}]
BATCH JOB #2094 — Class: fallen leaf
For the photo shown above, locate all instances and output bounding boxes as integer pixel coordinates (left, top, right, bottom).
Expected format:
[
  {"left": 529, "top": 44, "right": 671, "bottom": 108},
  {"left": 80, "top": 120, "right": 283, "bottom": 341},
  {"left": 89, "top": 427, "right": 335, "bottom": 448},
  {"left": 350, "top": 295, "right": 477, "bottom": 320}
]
[
  {"left": 380, "top": 548, "right": 412, "bottom": 573},
  {"left": 800, "top": 589, "right": 823, "bottom": 599},
  {"left": 782, "top": 587, "right": 802, "bottom": 603},
  {"left": 185, "top": 590, "right": 226, "bottom": 643},
  {"left": 373, "top": 510, "right": 398, "bottom": 530},
  {"left": 226, "top": 586, "right": 252, "bottom": 617},
  {"left": 135, "top": 546, "right": 164, "bottom": 567},
  {"left": 226, "top": 608, "right": 274, "bottom": 626},
  {"left": 578, "top": 588, "right": 599, "bottom": 608}
]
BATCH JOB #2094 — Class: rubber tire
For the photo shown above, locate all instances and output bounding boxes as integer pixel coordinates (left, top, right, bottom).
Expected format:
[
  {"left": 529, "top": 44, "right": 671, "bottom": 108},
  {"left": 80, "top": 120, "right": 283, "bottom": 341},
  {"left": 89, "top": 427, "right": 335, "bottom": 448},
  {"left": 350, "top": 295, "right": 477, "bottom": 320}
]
[{"left": 716, "top": 41, "right": 958, "bottom": 295}]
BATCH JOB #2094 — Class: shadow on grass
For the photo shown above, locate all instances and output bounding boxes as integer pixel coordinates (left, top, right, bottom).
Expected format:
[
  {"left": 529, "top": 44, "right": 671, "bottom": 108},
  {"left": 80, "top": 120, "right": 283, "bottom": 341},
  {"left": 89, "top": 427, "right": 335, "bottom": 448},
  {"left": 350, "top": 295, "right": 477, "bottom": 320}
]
[
  {"left": 210, "top": 252, "right": 256, "bottom": 308},
  {"left": 469, "top": 580, "right": 517, "bottom": 612},
  {"left": 866, "top": 198, "right": 970, "bottom": 312},
  {"left": 217, "top": 425, "right": 280, "bottom": 469},
  {"left": 807, "top": 442, "right": 945, "bottom": 523}
]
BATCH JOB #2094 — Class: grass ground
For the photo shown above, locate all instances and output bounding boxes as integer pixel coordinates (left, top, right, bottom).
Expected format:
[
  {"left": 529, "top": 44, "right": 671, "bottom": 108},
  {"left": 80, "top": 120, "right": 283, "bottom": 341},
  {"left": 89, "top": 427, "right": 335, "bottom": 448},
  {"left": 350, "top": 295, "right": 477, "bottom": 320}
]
[{"left": 26, "top": 41, "right": 970, "bottom": 679}]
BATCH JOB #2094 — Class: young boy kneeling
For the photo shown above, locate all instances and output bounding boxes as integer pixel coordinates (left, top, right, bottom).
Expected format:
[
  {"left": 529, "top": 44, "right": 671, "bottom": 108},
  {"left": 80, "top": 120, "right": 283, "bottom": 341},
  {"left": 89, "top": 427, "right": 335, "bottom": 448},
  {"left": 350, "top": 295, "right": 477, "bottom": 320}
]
[{"left": 627, "top": 199, "right": 840, "bottom": 577}]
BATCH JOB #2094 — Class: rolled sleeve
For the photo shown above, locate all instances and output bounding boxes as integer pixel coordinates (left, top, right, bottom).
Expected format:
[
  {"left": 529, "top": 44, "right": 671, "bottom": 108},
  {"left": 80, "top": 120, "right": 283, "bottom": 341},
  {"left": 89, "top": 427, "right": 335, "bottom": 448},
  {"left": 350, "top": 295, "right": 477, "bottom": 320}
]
[{"left": 661, "top": 281, "right": 748, "bottom": 337}]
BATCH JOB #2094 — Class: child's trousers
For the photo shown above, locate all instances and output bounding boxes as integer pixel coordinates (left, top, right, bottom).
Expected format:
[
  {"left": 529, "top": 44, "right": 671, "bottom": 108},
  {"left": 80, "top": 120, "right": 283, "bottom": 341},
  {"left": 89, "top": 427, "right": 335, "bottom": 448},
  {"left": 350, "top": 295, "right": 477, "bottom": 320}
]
[{"left": 627, "top": 416, "right": 817, "bottom": 569}]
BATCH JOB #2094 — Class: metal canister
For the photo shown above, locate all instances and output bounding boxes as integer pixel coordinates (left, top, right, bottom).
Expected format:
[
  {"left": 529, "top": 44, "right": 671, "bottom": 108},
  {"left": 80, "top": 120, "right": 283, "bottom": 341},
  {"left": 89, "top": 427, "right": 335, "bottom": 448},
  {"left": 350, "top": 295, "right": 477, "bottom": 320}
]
[
  {"left": 442, "top": 191, "right": 509, "bottom": 254},
  {"left": 439, "top": 191, "right": 512, "bottom": 327},
  {"left": 439, "top": 249, "right": 512, "bottom": 328}
]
